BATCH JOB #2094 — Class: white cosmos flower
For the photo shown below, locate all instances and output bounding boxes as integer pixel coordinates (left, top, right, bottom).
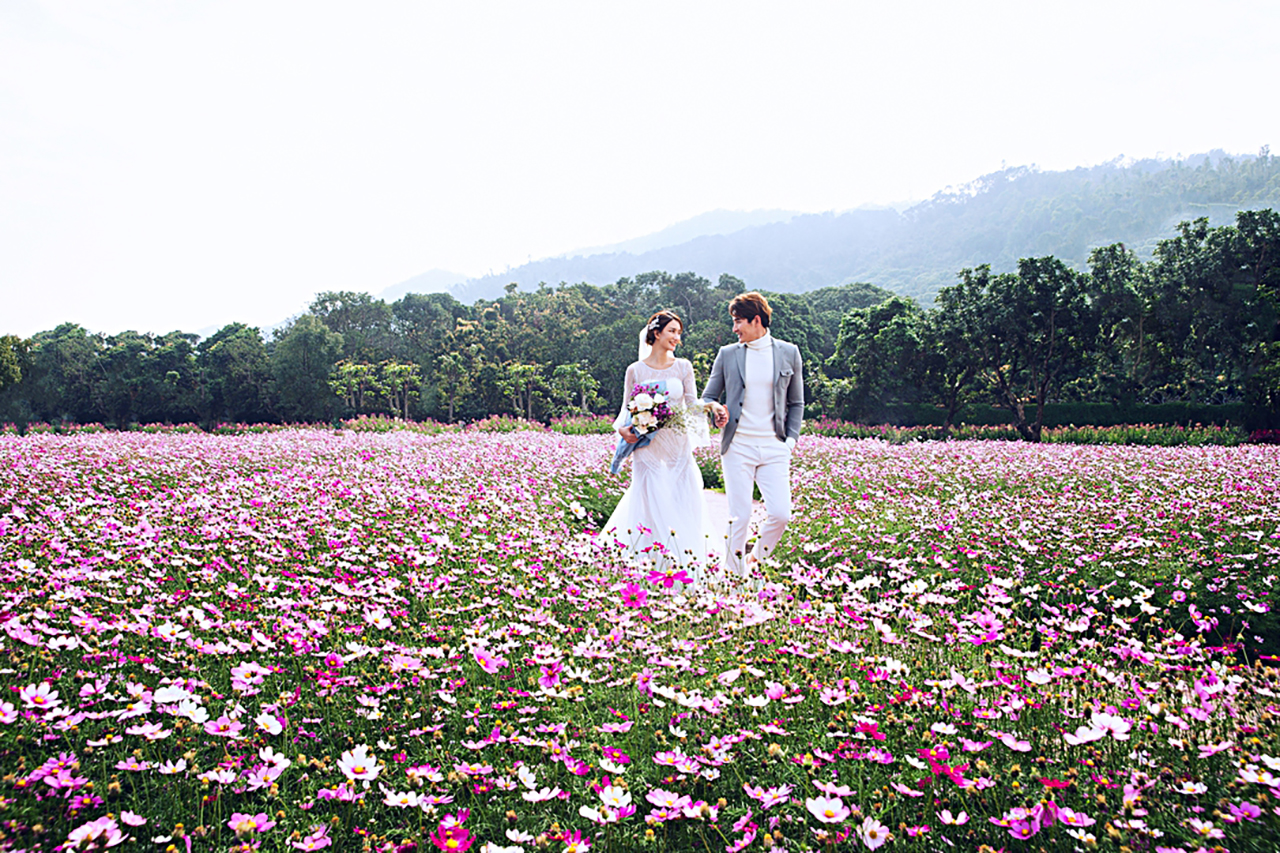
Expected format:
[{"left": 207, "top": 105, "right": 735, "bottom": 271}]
[{"left": 255, "top": 711, "right": 283, "bottom": 735}]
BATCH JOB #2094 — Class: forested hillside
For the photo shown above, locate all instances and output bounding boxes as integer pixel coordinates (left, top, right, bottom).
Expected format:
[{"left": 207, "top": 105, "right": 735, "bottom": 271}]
[{"left": 451, "top": 150, "right": 1280, "bottom": 304}]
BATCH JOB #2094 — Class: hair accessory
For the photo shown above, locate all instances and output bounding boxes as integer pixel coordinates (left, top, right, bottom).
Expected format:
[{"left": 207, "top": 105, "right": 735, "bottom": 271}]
[{"left": 647, "top": 317, "right": 662, "bottom": 331}]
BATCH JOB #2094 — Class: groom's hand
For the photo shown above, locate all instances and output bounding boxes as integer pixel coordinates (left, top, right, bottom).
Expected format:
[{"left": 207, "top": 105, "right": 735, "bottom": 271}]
[{"left": 710, "top": 403, "right": 728, "bottom": 428}]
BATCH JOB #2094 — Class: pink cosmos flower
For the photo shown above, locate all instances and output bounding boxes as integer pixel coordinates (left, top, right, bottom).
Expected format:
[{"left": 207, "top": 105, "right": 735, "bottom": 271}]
[
  {"left": 857, "top": 816, "right": 891, "bottom": 850},
  {"left": 65, "top": 816, "right": 126, "bottom": 849},
  {"left": 647, "top": 567, "right": 692, "bottom": 588},
  {"left": 1057, "top": 806, "right": 1095, "bottom": 827},
  {"left": 998, "top": 732, "right": 1031, "bottom": 752},
  {"left": 562, "top": 829, "right": 591, "bottom": 853},
  {"left": 291, "top": 828, "right": 332, "bottom": 851},
  {"left": 337, "top": 745, "right": 381, "bottom": 782},
  {"left": 1187, "top": 818, "right": 1225, "bottom": 839},
  {"left": 855, "top": 721, "right": 886, "bottom": 740},
  {"left": 805, "top": 795, "right": 850, "bottom": 823},
  {"left": 601, "top": 747, "right": 630, "bottom": 764},
  {"left": 1198, "top": 740, "right": 1233, "bottom": 758},
  {"left": 204, "top": 714, "right": 245, "bottom": 738},
  {"left": 474, "top": 649, "right": 508, "bottom": 674},
  {"left": 647, "top": 789, "right": 691, "bottom": 810},
  {"left": 539, "top": 662, "right": 563, "bottom": 689},
  {"left": 228, "top": 813, "right": 277, "bottom": 837},
  {"left": 620, "top": 583, "right": 648, "bottom": 608},
  {"left": 19, "top": 682, "right": 60, "bottom": 711},
  {"left": 813, "top": 780, "right": 854, "bottom": 797},
  {"left": 428, "top": 824, "right": 472, "bottom": 852}
]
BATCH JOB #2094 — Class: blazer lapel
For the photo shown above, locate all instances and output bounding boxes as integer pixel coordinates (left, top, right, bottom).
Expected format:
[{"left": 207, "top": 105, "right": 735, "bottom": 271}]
[{"left": 732, "top": 344, "right": 747, "bottom": 390}]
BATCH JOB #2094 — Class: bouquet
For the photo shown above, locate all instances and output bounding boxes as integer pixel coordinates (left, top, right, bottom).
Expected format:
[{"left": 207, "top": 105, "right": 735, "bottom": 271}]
[
  {"left": 610, "top": 381, "right": 711, "bottom": 475},
  {"left": 625, "top": 382, "right": 675, "bottom": 435}
]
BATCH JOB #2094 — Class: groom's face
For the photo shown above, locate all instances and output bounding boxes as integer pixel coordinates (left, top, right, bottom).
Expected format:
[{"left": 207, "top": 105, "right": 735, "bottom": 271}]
[{"left": 732, "top": 313, "right": 766, "bottom": 344}]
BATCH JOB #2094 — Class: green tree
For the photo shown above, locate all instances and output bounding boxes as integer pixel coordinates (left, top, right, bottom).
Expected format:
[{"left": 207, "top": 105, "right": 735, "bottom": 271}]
[
  {"left": 198, "top": 324, "right": 272, "bottom": 423},
  {"left": 434, "top": 350, "right": 476, "bottom": 422},
  {"left": 830, "top": 296, "right": 926, "bottom": 420},
  {"left": 0, "top": 335, "right": 24, "bottom": 393},
  {"left": 24, "top": 324, "right": 103, "bottom": 423},
  {"left": 309, "top": 291, "right": 394, "bottom": 362},
  {"left": 498, "top": 361, "right": 545, "bottom": 420},
  {"left": 916, "top": 302, "right": 979, "bottom": 433},
  {"left": 329, "top": 360, "right": 380, "bottom": 414},
  {"left": 943, "top": 258, "right": 1094, "bottom": 441},
  {"left": 1085, "top": 243, "right": 1153, "bottom": 401},
  {"left": 550, "top": 361, "right": 601, "bottom": 414},
  {"left": 377, "top": 359, "right": 423, "bottom": 420},
  {"left": 271, "top": 314, "right": 344, "bottom": 422},
  {"left": 392, "top": 292, "right": 466, "bottom": 366}
]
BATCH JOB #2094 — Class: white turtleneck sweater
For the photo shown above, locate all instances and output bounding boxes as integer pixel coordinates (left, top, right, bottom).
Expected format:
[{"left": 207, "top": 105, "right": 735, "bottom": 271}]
[{"left": 735, "top": 332, "right": 777, "bottom": 446}]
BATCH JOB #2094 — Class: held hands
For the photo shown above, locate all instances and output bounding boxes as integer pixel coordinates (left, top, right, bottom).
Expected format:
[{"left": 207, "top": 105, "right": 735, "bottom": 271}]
[{"left": 710, "top": 403, "right": 729, "bottom": 429}]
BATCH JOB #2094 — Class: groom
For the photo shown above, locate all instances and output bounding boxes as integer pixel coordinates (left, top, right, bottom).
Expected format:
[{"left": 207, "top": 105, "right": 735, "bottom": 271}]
[{"left": 702, "top": 291, "right": 804, "bottom": 576}]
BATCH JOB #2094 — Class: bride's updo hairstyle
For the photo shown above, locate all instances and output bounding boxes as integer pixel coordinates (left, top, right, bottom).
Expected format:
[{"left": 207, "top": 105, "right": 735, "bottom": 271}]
[{"left": 644, "top": 310, "right": 683, "bottom": 345}]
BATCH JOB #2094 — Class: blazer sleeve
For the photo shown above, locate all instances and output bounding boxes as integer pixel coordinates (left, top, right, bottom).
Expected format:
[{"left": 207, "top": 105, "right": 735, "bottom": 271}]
[
  {"left": 702, "top": 348, "right": 726, "bottom": 404},
  {"left": 785, "top": 345, "right": 804, "bottom": 441}
]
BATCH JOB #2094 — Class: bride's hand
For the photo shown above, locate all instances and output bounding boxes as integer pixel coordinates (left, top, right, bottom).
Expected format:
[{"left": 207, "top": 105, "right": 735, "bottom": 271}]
[{"left": 618, "top": 426, "right": 640, "bottom": 445}]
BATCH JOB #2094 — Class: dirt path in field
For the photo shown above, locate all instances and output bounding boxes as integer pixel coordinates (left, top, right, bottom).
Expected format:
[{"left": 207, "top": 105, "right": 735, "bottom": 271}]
[{"left": 702, "top": 488, "right": 765, "bottom": 540}]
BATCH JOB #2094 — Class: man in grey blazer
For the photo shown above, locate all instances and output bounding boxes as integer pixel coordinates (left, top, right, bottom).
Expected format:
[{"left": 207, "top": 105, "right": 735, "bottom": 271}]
[{"left": 701, "top": 291, "right": 803, "bottom": 577}]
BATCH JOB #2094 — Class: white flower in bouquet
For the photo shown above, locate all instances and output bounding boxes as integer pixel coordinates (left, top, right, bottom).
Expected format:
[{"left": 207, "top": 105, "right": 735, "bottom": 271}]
[
  {"left": 631, "top": 392, "right": 654, "bottom": 410},
  {"left": 632, "top": 410, "right": 658, "bottom": 432}
]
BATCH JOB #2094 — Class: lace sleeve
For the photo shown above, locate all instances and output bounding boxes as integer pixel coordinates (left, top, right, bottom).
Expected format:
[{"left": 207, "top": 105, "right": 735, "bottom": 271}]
[
  {"left": 681, "top": 359, "right": 712, "bottom": 447},
  {"left": 613, "top": 363, "right": 637, "bottom": 431},
  {"left": 681, "top": 359, "right": 699, "bottom": 408}
]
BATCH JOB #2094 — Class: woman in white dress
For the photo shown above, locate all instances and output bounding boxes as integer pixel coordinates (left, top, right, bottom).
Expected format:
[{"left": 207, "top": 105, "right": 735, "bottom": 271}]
[{"left": 605, "top": 311, "right": 718, "bottom": 573}]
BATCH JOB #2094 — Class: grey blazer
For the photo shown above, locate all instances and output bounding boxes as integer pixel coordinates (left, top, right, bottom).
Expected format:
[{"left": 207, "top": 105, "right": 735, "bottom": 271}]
[{"left": 701, "top": 337, "right": 804, "bottom": 455}]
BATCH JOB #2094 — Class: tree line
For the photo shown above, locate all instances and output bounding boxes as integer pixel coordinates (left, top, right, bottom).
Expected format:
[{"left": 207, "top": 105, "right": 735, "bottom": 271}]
[
  {"left": 831, "top": 210, "right": 1280, "bottom": 438},
  {"left": 1, "top": 210, "right": 1276, "bottom": 438},
  {"left": 0, "top": 274, "right": 888, "bottom": 429}
]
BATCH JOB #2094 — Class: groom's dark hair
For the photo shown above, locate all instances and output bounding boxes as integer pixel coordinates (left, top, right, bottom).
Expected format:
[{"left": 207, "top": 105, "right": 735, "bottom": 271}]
[{"left": 729, "top": 291, "right": 772, "bottom": 328}]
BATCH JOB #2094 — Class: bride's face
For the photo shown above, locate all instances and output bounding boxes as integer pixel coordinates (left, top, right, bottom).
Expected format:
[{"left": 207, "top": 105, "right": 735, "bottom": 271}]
[{"left": 654, "top": 321, "right": 682, "bottom": 352}]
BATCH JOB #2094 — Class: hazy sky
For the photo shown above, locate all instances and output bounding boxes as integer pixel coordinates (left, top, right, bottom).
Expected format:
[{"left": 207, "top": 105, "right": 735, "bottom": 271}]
[{"left": 3, "top": 0, "right": 1276, "bottom": 337}]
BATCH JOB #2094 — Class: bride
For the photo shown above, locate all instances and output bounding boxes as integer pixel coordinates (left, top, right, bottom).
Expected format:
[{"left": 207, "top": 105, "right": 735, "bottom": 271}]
[{"left": 604, "top": 311, "right": 719, "bottom": 573}]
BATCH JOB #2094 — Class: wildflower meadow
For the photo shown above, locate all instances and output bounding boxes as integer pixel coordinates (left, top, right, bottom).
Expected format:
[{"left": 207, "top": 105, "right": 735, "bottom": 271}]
[{"left": 1, "top": 430, "right": 1278, "bottom": 853}]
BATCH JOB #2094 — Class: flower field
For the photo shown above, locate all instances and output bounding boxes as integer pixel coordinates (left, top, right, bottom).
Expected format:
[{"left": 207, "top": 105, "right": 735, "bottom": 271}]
[{"left": 1, "top": 430, "right": 1278, "bottom": 853}]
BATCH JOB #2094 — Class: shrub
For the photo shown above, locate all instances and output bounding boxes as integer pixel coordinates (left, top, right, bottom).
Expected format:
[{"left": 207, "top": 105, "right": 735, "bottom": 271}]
[
  {"left": 468, "top": 414, "right": 547, "bottom": 433},
  {"left": 549, "top": 413, "right": 615, "bottom": 435}
]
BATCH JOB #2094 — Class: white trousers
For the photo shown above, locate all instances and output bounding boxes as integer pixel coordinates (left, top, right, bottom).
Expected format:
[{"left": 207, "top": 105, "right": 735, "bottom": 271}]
[{"left": 721, "top": 439, "right": 792, "bottom": 573}]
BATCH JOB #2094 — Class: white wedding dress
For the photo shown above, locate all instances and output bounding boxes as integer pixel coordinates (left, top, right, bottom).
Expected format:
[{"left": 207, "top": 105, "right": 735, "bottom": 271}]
[{"left": 604, "top": 358, "right": 720, "bottom": 572}]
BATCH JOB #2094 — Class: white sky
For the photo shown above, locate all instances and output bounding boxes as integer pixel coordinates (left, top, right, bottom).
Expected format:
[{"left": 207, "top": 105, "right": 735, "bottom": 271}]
[{"left": 2, "top": 0, "right": 1276, "bottom": 338}]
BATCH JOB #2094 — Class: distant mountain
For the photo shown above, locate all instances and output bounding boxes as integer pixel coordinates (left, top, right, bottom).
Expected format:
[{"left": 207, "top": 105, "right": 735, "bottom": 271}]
[
  {"left": 561, "top": 208, "right": 799, "bottom": 258},
  {"left": 437, "top": 149, "right": 1280, "bottom": 306},
  {"left": 378, "top": 268, "right": 468, "bottom": 302}
]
